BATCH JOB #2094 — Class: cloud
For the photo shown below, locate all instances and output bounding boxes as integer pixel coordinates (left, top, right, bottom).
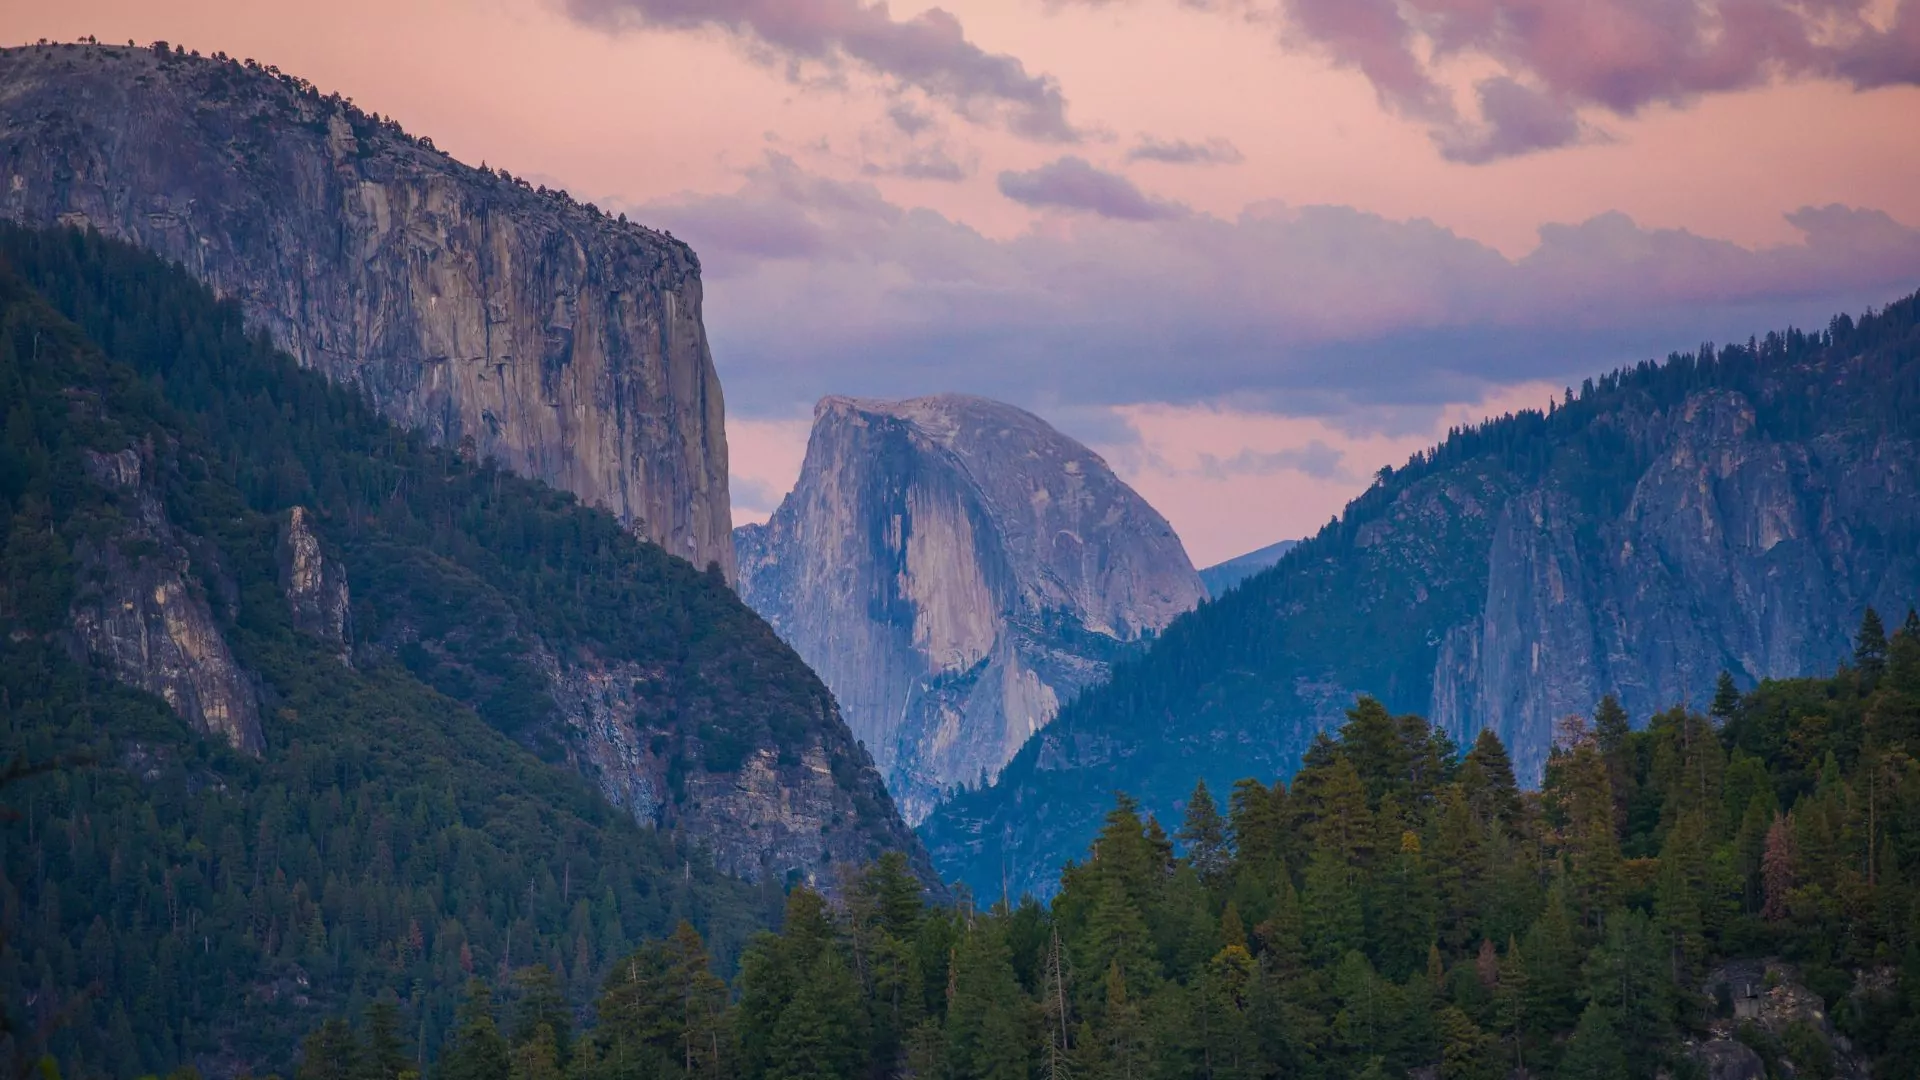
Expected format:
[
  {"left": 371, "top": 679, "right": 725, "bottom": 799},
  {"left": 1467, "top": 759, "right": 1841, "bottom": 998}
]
[
  {"left": 1197, "top": 440, "right": 1347, "bottom": 481},
  {"left": 1063, "top": 0, "right": 1920, "bottom": 161},
  {"left": 996, "top": 156, "right": 1185, "bottom": 219},
  {"left": 1125, "top": 135, "right": 1246, "bottom": 166},
  {"left": 634, "top": 157, "right": 1920, "bottom": 425},
  {"left": 1296, "top": 0, "right": 1920, "bottom": 160},
  {"left": 887, "top": 101, "right": 935, "bottom": 135},
  {"left": 562, "top": 0, "right": 1080, "bottom": 142},
  {"left": 864, "top": 143, "right": 971, "bottom": 182}
]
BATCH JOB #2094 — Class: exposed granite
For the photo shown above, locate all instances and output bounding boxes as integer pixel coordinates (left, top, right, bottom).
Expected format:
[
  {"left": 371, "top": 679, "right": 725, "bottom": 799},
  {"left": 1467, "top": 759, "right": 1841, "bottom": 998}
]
[
  {"left": 1430, "top": 389, "right": 1920, "bottom": 781},
  {"left": 277, "top": 506, "right": 351, "bottom": 661},
  {"left": 0, "top": 42, "right": 733, "bottom": 577},
  {"left": 736, "top": 393, "right": 1205, "bottom": 822},
  {"left": 69, "top": 445, "right": 263, "bottom": 755}
]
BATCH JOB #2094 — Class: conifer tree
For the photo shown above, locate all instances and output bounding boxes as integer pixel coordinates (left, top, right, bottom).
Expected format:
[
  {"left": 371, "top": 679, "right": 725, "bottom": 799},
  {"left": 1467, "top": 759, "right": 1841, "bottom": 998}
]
[
  {"left": 1459, "top": 729, "right": 1521, "bottom": 836},
  {"left": 945, "top": 920, "right": 1032, "bottom": 1080},
  {"left": 437, "top": 983, "right": 509, "bottom": 1080},
  {"left": 1094, "top": 961, "right": 1146, "bottom": 1080},
  {"left": 361, "top": 1000, "right": 413, "bottom": 1080},
  {"left": 1493, "top": 938, "right": 1528, "bottom": 1074},
  {"left": 1858, "top": 607, "right": 1890, "bottom": 680},
  {"left": 1178, "top": 781, "right": 1232, "bottom": 887},
  {"left": 298, "top": 1019, "right": 362, "bottom": 1080},
  {"left": 1555, "top": 1003, "right": 1626, "bottom": 1080}
]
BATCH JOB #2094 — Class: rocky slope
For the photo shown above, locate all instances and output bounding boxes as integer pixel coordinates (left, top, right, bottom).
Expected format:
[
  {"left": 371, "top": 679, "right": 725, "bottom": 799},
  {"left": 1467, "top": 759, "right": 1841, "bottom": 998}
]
[
  {"left": 1198, "top": 537, "right": 1298, "bottom": 597},
  {"left": 0, "top": 42, "right": 733, "bottom": 577},
  {"left": 735, "top": 394, "right": 1205, "bottom": 822},
  {"left": 0, "top": 222, "right": 931, "bottom": 890},
  {"left": 923, "top": 295, "right": 1920, "bottom": 900}
]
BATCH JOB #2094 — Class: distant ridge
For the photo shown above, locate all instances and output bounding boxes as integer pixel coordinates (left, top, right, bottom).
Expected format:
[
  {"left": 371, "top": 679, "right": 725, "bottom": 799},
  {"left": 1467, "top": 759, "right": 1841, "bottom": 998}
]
[
  {"left": 1199, "top": 538, "right": 1299, "bottom": 597},
  {"left": 923, "top": 291, "right": 1920, "bottom": 901}
]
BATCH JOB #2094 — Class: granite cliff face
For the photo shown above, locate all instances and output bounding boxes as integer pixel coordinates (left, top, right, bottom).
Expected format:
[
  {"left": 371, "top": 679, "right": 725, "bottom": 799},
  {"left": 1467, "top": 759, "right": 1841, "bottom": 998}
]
[
  {"left": 924, "top": 300, "right": 1920, "bottom": 899},
  {"left": 0, "top": 43, "right": 732, "bottom": 576},
  {"left": 735, "top": 394, "right": 1205, "bottom": 822}
]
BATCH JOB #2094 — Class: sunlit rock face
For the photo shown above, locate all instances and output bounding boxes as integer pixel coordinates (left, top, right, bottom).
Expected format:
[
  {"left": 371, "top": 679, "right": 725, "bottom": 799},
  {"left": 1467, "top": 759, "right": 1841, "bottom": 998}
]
[
  {"left": 70, "top": 446, "right": 264, "bottom": 756},
  {"left": 735, "top": 394, "right": 1206, "bottom": 822},
  {"left": 0, "top": 43, "right": 734, "bottom": 578}
]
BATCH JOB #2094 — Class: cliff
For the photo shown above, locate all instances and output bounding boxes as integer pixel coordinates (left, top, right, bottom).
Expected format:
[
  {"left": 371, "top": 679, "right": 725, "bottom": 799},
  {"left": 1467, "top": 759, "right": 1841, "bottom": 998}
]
[
  {"left": 922, "top": 294, "right": 1920, "bottom": 900},
  {"left": 735, "top": 394, "right": 1205, "bottom": 822},
  {"left": 0, "top": 42, "right": 733, "bottom": 577},
  {"left": 0, "top": 223, "right": 931, "bottom": 894}
]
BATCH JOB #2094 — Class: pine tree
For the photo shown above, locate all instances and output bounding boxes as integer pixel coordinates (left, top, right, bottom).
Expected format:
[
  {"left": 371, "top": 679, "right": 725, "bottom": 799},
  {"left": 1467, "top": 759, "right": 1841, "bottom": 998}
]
[
  {"left": 361, "top": 999, "right": 412, "bottom": 1080},
  {"left": 1493, "top": 937, "right": 1528, "bottom": 1074},
  {"left": 298, "top": 1019, "right": 362, "bottom": 1080},
  {"left": 1459, "top": 730, "right": 1521, "bottom": 836},
  {"left": 437, "top": 983, "right": 509, "bottom": 1080},
  {"left": 1178, "top": 781, "right": 1232, "bottom": 887},
  {"left": 1582, "top": 910, "right": 1673, "bottom": 1076},
  {"left": 1857, "top": 607, "right": 1890, "bottom": 680},
  {"left": 767, "top": 949, "right": 867, "bottom": 1080},
  {"left": 510, "top": 966, "right": 570, "bottom": 1065},
  {"left": 1435, "top": 1004, "right": 1495, "bottom": 1080},
  {"left": 1711, "top": 671, "right": 1741, "bottom": 722},
  {"left": 1592, "top": 695, "right": 1631, "bottom": 756},
  {"left": 1555, "top": 1002, "right": 1626, "bottom": 1080},
  {"left": 945, "top": 920, "right": 1032, "bottom": 1080},
  {"left": 1095, "top": 961, "right": 1146, "bottom": 1080}
]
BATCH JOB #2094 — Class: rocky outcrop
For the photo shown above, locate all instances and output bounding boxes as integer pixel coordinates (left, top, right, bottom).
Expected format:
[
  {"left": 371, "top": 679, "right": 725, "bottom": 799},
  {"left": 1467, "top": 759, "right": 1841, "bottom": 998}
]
[
  {"left": 0, "top": 42, "right": 733, "bottom": 577},
  {"left": 69, "top": 446, "right": 263, "bottom": 755},
  {"left": 1696, "top": 960, "right": 1873, "bottom": 1079},
  {"left": 544, "top": 653, "right": 913, "bottom": 882},
  {"left": 736, "top": 394, "right": 1205, "bottom": 822},
  {"left": 277, "top": 506, "right": 351, "bottom": 661}
]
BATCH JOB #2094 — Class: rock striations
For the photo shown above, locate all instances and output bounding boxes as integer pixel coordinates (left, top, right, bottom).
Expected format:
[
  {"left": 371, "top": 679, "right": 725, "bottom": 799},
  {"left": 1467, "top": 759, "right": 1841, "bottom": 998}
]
[
  {"left": 735, "top": 394, "right": 1206, "bottom": 822},
  {"left": 0, "top": 43, "right": 733, "bottom": 576}
]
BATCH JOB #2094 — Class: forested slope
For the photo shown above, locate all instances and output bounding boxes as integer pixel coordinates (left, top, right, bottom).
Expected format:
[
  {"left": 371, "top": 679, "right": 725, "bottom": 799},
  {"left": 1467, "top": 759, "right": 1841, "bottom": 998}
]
[
  {"left": 0, "top": 225, "right": 923, "bottom": 1076},
  {"left": 305, "top": 616, "right": 1920, "bottom": 1080}
]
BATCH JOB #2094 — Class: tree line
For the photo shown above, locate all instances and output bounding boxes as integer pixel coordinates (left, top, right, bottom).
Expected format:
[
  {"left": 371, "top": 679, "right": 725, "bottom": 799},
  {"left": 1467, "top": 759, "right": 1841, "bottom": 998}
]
[{"left": 293, "top": 607, "right": 1920, "bottom": 1080}]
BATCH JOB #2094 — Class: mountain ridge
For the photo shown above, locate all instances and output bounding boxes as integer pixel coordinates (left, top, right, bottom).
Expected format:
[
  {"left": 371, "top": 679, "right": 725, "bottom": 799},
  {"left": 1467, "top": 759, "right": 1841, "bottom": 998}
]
[{"left": 921, "top": 292, "right": 1920, "bottom": 900}]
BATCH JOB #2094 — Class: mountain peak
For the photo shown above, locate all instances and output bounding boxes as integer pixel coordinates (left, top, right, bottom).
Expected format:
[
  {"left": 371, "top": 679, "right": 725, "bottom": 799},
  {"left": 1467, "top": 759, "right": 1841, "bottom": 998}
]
[{"left": 739, "top": 392, "right": 1205, "bottom": 821}]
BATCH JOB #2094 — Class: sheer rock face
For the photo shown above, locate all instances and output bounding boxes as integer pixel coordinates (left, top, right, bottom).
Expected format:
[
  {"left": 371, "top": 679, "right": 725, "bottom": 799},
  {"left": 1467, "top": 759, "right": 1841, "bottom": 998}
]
[
  {"left": 735, "top": 394, "right": 1205, "bottom": 822},
  {"left": 277, "top": 507, "right": 351, "bottom": 661},
  {"left": 70, "top": 446, "right": 264, "bottom": 756},
  {"left": 1429, "top": 389, "right": 1920, "bottom": 781},
  {"left": 0, "top": 44, "right": 732, "bottom": 577}
]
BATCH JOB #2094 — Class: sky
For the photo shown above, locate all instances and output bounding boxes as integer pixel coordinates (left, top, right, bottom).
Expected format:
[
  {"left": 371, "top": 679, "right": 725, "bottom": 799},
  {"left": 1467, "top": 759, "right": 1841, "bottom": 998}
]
[{"left": 10, "top": 0, "right": 1920, "bottom": 564}]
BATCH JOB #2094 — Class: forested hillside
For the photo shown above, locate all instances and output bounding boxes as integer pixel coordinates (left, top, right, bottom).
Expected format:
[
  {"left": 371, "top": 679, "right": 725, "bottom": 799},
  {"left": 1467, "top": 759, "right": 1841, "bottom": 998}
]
[
  {"left": 925, "top": 293, "right": 1920, "bottom": 900},
  {"left": 302, "top": 614, "right": 1920, "bottom": 1079},
  {"left": 0, "top": 225, "right": 922, "bottom": 1076}
]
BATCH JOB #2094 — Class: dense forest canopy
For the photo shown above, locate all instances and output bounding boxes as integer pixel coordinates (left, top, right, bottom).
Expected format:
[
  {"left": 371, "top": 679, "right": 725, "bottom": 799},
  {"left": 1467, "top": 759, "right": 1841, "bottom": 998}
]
[
  {"left": 0, "top": 224, "right": 917, "bottom": 1076},
  {"left": 298, "top": 613, "right": 1920, "bottom": 1079}
]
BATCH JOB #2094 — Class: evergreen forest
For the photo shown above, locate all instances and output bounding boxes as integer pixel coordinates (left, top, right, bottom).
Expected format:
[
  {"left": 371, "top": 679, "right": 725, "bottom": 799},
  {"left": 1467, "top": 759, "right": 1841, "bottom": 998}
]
[
  {"left": 299, "top": 615, "right": 1920, "bottom": 1079},
  {"left": 0, "top": 224, "right": 907, "bottom": 1077}
]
